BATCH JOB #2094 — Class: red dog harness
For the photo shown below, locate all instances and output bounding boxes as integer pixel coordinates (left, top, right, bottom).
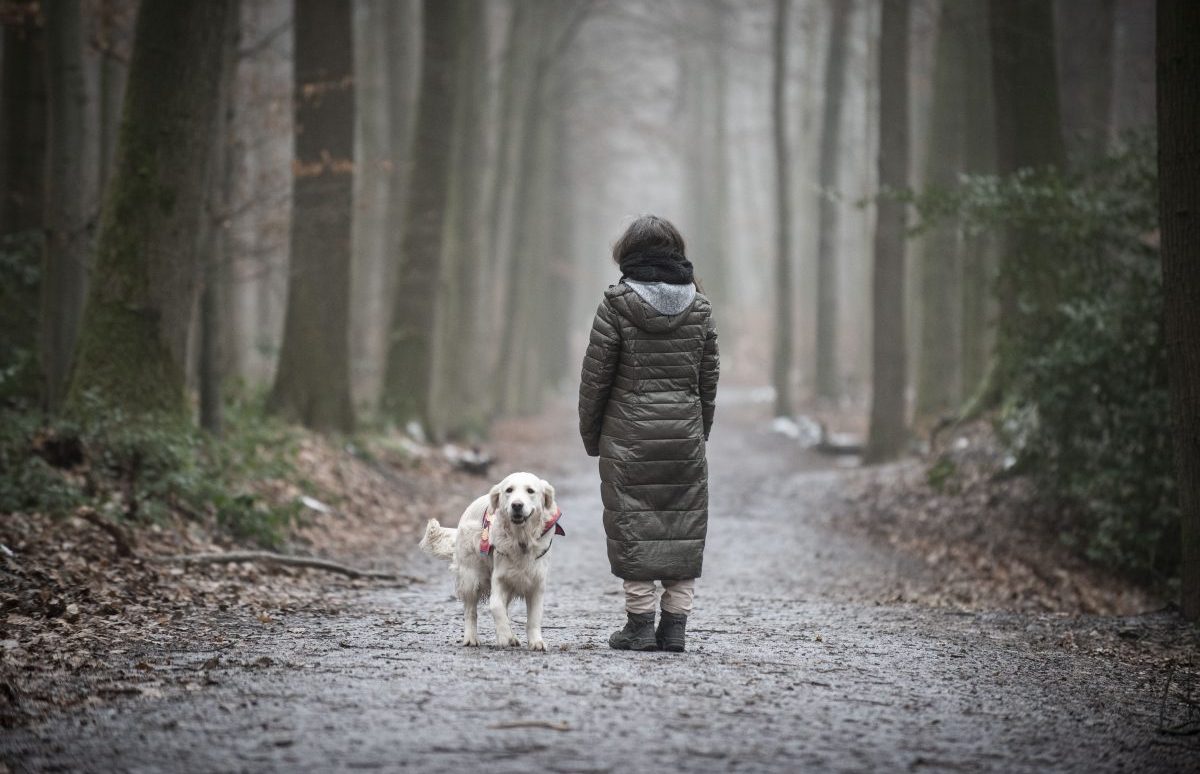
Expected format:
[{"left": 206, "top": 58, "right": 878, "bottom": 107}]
[{"left": 479, "top": 507, "right": 565, "bottom": 557}]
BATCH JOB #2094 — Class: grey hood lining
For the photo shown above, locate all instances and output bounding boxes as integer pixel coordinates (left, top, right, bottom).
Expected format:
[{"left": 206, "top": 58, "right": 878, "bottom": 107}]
[{"left": 625, "top": 280, "right": 697, "bottom": 317}]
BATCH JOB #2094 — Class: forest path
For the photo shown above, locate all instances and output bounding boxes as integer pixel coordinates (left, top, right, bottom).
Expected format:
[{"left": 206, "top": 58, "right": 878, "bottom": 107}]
[{"left": 3, "top": 398, "right": 1194, "bottom": 772}]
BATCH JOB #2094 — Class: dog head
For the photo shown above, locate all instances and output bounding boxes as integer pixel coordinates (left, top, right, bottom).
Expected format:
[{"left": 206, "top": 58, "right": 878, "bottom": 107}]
[{"left": 489, "top": 472, "right": 556, "bottom": 527}]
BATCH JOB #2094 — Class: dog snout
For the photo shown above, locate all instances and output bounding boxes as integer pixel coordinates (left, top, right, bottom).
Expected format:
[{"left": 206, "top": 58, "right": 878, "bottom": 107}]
[{"left": 511, "top": 501, "right": 525, "bottom": 513}]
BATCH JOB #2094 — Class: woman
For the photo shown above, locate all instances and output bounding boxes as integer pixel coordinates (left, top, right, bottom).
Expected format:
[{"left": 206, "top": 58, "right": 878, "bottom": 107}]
[{"left": 578, "top": 214, "right": 719, "bottom": 653}]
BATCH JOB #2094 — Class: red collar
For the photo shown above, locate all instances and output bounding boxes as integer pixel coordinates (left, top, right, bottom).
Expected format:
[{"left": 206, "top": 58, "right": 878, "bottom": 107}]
[{"left": 480, "top": 507, "right": 565, "bottom": 556}]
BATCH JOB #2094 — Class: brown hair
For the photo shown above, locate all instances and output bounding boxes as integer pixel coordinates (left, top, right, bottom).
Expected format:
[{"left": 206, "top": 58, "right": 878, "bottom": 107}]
[{"left": 611, "top": 215, "right": 687, "bottom": 264}]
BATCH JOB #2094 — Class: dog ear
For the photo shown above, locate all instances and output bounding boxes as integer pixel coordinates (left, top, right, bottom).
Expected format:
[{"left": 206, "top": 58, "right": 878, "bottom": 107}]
[
  {"left": 489, "top": 483, "right": 502, "bottom": 513},
  {"left": 540, "top": 480, "right": 556, "bottom": 511}
]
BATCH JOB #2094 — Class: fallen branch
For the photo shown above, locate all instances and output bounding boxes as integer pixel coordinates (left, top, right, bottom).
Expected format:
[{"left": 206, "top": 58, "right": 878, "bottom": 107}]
[
  {"left": 488, "top": 720, "right": 572, "bottom": 732},
  {"left": 77, "top": 508, "right": 135, "bottom": 557},
  {"left": 153, "top": 551, "right": 398, "bottom": 580}
]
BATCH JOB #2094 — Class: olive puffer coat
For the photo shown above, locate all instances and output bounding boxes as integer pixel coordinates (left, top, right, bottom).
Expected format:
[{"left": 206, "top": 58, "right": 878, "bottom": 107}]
[{"left": 578, "top": 282, "right": 719, "bottom": 581}]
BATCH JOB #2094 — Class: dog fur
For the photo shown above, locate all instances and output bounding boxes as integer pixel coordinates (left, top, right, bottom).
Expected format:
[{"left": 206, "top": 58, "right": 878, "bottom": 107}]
[{"left": 419, "top": 472, "right": 558, "bottom": 650}]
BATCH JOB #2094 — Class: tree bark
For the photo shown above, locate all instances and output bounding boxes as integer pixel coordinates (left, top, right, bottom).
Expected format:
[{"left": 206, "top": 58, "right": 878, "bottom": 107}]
[
  {"left": 496, "top": 4, "right": 550, "bottom": 416},
  {"left": 1054, "top": 0, "right": 1116, "bottom": 160},
  {"left": 914, "top": 0, "right": 968, "bottom": 423},
  {"left": 959, "top": 0, "right": 996, "bottom": 403},
  {"left": 0, "top": 11, "right": 47, "bottom": 236},
  {"left": 198, "top": 0, "right": 240, "bottom": 437},
  {"left": 433, "top": 0, "right": 489, "bottom": 437},
  {"left": 986, "top": 0, "right": 1067, "bottom": 397},
  {"left": 41, "top": 0, "right": 90, "bottom": 412},
  {"left": 1112, "top": 0, "right": 1155, "bottom": 135},
  {"left": 64, "top": 0, "right": 231, "bottom": 419},
  {"left": 267, "top": 0, "right": 356, "bottom": 434},
  {"left": 382, "top": 0, "right": 458, "bottom": 432},
  {"left": 680, "top": 0, "right": 731, "bottom": 313},
  {"left": 865, "top": 0, "right": 911, "bottom": 464},
  {"left": 95, "top": 0, "right": 135, "bottom": 195},
  {"left": 349, "top": 0, "right": 393, "bottom": 412},
  {"left": 814, "top": 0, "right": 851, "bottom": 401},
  {"left": 1157, "top": 0, "right": 1200, "bottom": 620},
  {"left": 771, "top": 0, "right": 794, "bottom": 418}
]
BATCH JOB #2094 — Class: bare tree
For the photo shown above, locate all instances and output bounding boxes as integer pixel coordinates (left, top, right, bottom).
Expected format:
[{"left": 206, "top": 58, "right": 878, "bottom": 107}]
[
  {"left": 958, "top": 0, "right": 996, "bottom": 404},
  {"left": 914, "top": 0, "right": 968, "bottom": 424},
  {"left": 771, "top": 0, "right": 794, "bottom": 418},
  {"left": 382, "top": 0, "right": 459, "bottom": 432},
  {"left": 1157, "top": 0, "right": 1200, "bottom": 620},
  {"left": 0, "top": 7, "right": 46, "bottom": 238},
  {"left": 65, "top": 0, "right": 232, "bottom": 418},
  {"left": 814, "top": 0, "right": 851, "bottom": 402},
  {"left": 41, "top": 0, "right": 90, "bottom": 411},
  {"left": 268, "top": 0, "right": 356, "bottom": 434},
  {"left": 865, "top": 0, "right": 911, "bottom": 463},
  {"left": 198, "top": 0, "right": 241, "bottom": 436},
  {"left": 1055, "top": 0, "right": 1115, "bottom": 160},
  {"left": 987, "top": 0, "right": 1066, "bottom": 395}
]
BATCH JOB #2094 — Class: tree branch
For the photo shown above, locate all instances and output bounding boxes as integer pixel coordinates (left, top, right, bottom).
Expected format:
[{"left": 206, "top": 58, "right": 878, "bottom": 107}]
[{"left": 153, "top": 551, "right": 401, "bottom": 580}]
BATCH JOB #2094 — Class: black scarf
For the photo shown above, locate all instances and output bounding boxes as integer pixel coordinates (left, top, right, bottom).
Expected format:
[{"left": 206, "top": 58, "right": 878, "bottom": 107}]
[{"left": 618, "top": 248, "right": 694, "bottom": 285}]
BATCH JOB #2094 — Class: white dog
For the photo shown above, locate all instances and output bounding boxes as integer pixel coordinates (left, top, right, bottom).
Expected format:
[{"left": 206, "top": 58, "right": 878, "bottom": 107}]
[{"left": 419, "top": 472, "right": 564, "bottom": 650}]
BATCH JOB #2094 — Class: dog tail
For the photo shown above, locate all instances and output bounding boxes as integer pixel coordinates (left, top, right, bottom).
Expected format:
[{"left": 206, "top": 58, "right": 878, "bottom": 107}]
[{"left": 419, "top": 518, "right": 457, "bottom": 561}]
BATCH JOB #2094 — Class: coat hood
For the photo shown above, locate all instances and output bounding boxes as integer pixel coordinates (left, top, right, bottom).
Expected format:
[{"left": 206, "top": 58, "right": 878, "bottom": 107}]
[{"left": 605, "top": 281, "right": 698, "bottom": 333}]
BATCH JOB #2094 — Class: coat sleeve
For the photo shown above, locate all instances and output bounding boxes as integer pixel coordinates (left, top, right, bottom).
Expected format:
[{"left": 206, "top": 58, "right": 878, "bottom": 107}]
[
  {"left": 699, "top": 313, "right": 720, "bottom": 440},
  {"left": 578, "top": 298, "right": 622, "bottom": 457}
]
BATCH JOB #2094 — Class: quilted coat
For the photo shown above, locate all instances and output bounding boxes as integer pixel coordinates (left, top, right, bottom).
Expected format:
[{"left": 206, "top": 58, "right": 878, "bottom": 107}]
[{"left": 578, "top": 282, "right": 719, "bottom": 581}]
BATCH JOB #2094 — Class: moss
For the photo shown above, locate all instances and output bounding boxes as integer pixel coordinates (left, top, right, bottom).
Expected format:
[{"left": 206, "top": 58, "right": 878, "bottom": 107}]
[
  {"left": 64, "top": 301, "right": 187, "bottom": 419},
  {"left": 62, "top": 98, "right": 188, "bottom": 421}
]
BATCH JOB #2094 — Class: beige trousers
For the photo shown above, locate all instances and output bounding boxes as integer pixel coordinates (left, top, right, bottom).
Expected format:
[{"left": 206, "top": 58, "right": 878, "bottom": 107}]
[{"left": 623, "top": 579, "right": 696, "bottom": 616}]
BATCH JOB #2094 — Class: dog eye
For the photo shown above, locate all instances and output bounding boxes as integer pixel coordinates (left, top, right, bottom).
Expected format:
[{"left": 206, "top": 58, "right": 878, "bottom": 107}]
[
  {"left": 526, "top": 487, "right": 534, "bottom": 494},
  {"left": 505, "top": 487, "right": 513, "bottom": 493}
]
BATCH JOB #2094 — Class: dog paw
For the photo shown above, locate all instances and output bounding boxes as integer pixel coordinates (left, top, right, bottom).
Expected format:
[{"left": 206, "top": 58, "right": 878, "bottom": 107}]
[
  {"left": 529, "top": 639, "right": 546, "bottom": 652},
  {"left": 498, "top": 636, "right": 520, "bottom": 648},
  {"left": 462, "top": 635, "right": 479, "bottom": 647}
]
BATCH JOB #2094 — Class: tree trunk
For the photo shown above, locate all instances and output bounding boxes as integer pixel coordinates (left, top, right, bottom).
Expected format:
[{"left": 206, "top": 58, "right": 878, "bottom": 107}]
[
  {"left": 1112, "top": 0, "right": 1155, "bottom": 135},
  {"left": 349, "top": 0, "right": 393, "bottom": 412},
  {"left": 988, "top": 0, "right": 1067, "bottom": 383},
  {"left": 1157, "top": 0, "right": 1200, "bottom": 620},
  {"left": 372, "top": 0, "right": 419, "bottom": 408},
  {"left": 814, "top": 0, "right": 851, "bottom": 401},
  {"left": 865, "top": 0, "right": 911, "bottom": 464},
  {"left": 484, "top": 0, "right": 529, "bottom": 318},
  {"left": 198, "top": 0, "right": 240, "bottom": 437},
  {"left": 96, "top": 0, "right": 135, "bottom": 195},
  {"left": 382, "top": 0, "right": 458, "bottom": 432},
  {"left": 0, "top": 12, "right": 47, "bottom": 237},
  {"left": 1054, "top": 0, "right": 1116, "bottom": 160},
  {"left": 64, "top": 0, "right": 232, "bottom": 419},
  {"left": 680, "top": 0, "right": 731, "bottom": 313},
  {"left": 41, "top": 0, "right": 90, "bottom": 412},
  {"left": 771, "top": 0, "right": 794, "bottom": 418},
  {"left": 267, "top": 0, "right": 356, "bottom": 434},
  {"left": 496, "top": 21, "right": 548, "bottom": 416},
  {"left": 914, "top": 0, "right": 968, "bottom": 423},
  {"left": 433, "top": 0, "right": 489, "bottom": 438},
  {"left": 959, "top": 0, "right": 996, "bottom": 403}
]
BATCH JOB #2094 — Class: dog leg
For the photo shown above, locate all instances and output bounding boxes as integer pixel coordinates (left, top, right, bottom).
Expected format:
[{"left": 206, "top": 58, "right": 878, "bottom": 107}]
[
  {"left": 461, "top": 591, "right": 480, "bottom": 647},
  {"left": 525, "top": 587, "right": 546, "bottom": 651},
  {"left": 489, "top": 584, "right": 520, "bottom": 648}
]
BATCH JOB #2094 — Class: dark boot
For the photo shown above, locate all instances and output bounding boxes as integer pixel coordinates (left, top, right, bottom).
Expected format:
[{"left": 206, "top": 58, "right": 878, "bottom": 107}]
[
  {"left": 608, "top": 612, "right": 657, "bottom": 651},
  {"left": 656, "top": 611, "right": 688, "bottom": 652}
]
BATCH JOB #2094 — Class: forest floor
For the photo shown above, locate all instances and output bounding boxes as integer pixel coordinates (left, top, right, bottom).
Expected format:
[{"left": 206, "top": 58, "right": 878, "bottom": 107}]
[{"left": 1, "top": 395, "right": 1198, "bottom": 772}]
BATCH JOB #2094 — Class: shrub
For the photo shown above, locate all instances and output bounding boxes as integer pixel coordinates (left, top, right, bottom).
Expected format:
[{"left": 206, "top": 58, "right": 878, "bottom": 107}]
[
  {"left": 0, "top": 386, "right": 303, "bottom": 548},
  {"left": 912, "top": 133, "right": 1176, "bottom": 582}
]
